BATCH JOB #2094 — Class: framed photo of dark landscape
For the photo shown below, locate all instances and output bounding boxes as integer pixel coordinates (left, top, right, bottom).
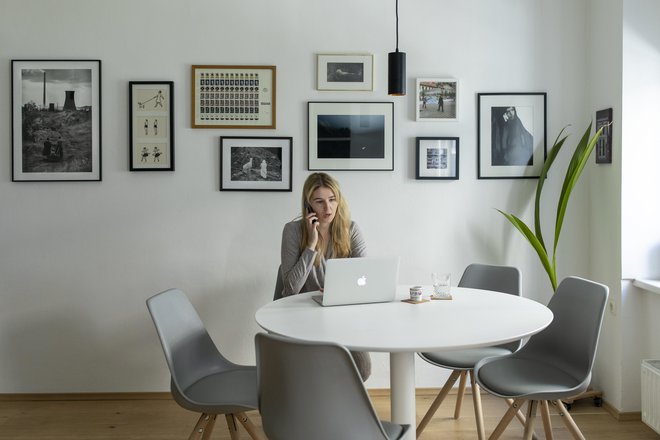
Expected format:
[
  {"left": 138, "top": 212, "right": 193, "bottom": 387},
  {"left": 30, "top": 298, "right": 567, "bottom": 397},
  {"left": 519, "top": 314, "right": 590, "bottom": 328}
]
[
  {"left": 129, "top": 81, "right": 174, "bottom": 171},
  {"left": 317, "top": 54, "right": 373, "bottom": 91},
  {"left": 477, "top": 92, "right": 546, "bottom": 179},
  {"left": 308, "top": 101, "right": 394, "bottom": 170},
  {"left": 11, "top": 59, "right": 101, "bottom": 182},
  {"left": 415, "top": 137, "right": 459, "bottom": 180},
  {"left": 220, "top": 136, "right": 292, "bottom": 191}
]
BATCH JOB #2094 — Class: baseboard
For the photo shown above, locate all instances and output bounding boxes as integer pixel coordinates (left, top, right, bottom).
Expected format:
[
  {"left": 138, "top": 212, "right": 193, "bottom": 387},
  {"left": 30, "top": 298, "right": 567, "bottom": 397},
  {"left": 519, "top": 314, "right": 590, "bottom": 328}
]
[{"left": 603, "top": 400, "right": 642, "bottom": 421}]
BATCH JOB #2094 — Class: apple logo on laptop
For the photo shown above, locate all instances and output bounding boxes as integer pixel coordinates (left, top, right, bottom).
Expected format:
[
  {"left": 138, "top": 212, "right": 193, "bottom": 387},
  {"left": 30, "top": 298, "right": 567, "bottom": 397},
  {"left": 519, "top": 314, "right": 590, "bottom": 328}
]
[{"left": 357, "top": 275, "right": 367, "bottom": 287}]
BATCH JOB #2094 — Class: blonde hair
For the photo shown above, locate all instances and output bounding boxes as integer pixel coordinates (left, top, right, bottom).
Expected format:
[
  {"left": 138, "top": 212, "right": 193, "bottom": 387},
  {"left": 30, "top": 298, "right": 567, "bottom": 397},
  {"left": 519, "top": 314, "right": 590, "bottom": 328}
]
[{"left": 300, "top": 173, "right": 352, "bottom": 265}]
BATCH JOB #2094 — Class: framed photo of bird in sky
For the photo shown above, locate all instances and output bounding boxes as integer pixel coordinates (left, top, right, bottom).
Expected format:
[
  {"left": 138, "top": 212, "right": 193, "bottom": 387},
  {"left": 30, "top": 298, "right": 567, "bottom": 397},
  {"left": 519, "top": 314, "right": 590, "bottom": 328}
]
[
  {"left": 477, "top": 92, "right": 546, "bottom": 179},
  {"left": 129, "top": 81, "right": 174, "bottom": 171}
]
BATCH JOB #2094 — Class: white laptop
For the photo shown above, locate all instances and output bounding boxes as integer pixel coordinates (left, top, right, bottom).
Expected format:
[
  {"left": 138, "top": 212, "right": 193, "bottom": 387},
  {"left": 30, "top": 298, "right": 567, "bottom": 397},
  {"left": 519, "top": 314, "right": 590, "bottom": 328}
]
[{"left": 312, "top": 256, "right": 400, "bottom": 306}]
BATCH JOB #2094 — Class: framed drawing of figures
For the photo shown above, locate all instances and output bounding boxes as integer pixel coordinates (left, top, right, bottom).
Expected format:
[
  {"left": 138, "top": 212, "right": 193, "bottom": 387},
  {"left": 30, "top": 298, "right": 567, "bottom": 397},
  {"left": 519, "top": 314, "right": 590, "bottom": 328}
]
[
  {"left": 477, "top": 92, "right": 546, "bottom": 179},
  {"left": 308, "top": 101, "right": 394, "bottom": 171},
  {"left": 11, "top": 59, "right": 102, "bottom": 182},
  {"left": 129, "top": 81, "right": 174, "bottom": 171},
  {"left": 220, "top": 136, "right": 292, "bottom": 191},
  {"left": 191, "top": 65, "right": 276, "bottom": 129}
]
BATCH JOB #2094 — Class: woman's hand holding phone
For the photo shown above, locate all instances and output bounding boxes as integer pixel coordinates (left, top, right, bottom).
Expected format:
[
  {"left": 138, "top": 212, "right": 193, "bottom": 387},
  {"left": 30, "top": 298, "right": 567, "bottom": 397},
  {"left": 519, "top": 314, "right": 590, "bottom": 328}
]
[{"left": 304, "top": 202, "right": 319, "bottom": 250}]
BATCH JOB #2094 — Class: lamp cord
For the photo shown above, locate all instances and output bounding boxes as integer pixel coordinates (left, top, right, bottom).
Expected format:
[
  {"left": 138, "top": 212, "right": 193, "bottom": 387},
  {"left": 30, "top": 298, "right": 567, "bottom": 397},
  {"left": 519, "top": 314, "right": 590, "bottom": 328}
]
[{"left": 395, "top": 0, "right": 399, "bottom": 51}]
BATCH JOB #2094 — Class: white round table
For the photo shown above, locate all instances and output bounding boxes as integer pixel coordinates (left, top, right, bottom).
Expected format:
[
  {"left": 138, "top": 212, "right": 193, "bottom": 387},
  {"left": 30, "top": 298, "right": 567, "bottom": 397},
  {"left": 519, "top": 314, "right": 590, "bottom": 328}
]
[{"left": 255, "top": 285, "right": 553, "bottom": 439}]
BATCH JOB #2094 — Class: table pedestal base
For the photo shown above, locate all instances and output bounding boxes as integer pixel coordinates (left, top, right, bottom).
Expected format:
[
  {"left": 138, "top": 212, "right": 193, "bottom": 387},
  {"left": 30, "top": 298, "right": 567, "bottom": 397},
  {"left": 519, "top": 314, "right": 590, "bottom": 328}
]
[{"left": 390, "top": 352, "right": 416, "bottom": 440}]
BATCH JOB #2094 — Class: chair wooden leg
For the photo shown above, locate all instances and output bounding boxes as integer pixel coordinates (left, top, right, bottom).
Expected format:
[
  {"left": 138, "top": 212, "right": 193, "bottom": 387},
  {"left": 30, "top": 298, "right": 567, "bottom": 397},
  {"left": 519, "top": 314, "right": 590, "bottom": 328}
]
[
  {"left": 523, "top": 401, "right": 538, "bottom": 440},
  {"left": 552, "top": 400, "right": 586, "bottom": 440},
  {"left": 540, "top": 400, "right": 554, "bottom": 439},
  {"left": 416, "top": 370, "right": 462, "bottom": 438},
  {"left": 454, "top": 370, "right": 468, "bottom": 419},
  {"left": 188, "top": 413, "right": 216, "bottom": 440},
  {"left": 235, "top": 411, "right": 266, "bottom": 440},
  {"left": 469, "top": 370, "right": 486, "bottom": 440},
  {"left": 489, "top": 398, "right": 526, "bottom": 440},
  {"left": 504, "top": 398, "right": 539, "bottom": 440},
  {"left": 225, "top": 414, "right": 240, "bottom": 440}
]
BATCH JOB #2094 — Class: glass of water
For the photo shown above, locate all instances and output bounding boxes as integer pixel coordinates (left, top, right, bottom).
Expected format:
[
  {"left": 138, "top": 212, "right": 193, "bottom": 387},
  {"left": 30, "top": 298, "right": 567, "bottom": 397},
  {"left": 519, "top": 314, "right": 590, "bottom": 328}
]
[{"left": 432, "top": 272, "right": 451, "bottom": 298}]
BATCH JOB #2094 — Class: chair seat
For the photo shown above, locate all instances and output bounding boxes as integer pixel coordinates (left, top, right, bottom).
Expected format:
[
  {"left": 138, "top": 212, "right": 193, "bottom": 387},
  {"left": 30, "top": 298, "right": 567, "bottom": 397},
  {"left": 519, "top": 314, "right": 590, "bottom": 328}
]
[
  {"left": 477, "top": 357, "right": 589, "bottom": 400},
  {"left": 381, "top": 421, "right": 410, "bottom": 440},
  {"left": 419, "top": 347, "right": 514, "bottom": 370},
  {"left": 173, "top": 367, "right": 258, "bottom": 413}
]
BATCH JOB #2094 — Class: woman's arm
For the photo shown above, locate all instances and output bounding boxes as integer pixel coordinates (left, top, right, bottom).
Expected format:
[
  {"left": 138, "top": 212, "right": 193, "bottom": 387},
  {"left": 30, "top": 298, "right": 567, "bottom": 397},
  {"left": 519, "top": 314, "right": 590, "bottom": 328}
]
[
  {"left": 350, "top": 221, "right": 367, "bottom": 257},
  {"left": 280, "top": 221, "right": 317, "bottom": 296}
]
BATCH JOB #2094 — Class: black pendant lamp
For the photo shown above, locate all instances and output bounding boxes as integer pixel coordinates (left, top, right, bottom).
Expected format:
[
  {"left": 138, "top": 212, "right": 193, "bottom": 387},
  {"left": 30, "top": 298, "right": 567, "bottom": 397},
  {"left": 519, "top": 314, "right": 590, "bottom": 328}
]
[{"left": 388, "top": 0, "right": 406, "bottom": 96}]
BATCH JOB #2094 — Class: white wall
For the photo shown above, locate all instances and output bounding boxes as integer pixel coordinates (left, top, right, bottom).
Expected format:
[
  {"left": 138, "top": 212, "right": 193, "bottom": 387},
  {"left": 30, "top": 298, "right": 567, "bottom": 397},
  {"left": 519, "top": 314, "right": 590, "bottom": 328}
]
[{"left": 0, "top": 0, "right": 600, "bottom": 393}]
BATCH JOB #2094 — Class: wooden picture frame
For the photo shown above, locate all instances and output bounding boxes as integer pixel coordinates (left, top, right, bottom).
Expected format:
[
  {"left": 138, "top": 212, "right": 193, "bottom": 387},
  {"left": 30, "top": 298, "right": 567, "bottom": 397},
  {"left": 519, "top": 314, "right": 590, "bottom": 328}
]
[
  {"left": 317, "top": 54, "right": 374, "bottom": 91},
  {"left": 415, "top": 78, "right": 458, "bottom": 121},
  {"left": 11, "top": 59, "right": 102, "bottom": 182},
  {"left": 477, "top": 92, "right": 547, "bottom": 179},
  {"left": 129, "top": 81, "right": 174, "bottom": 171},
  {"left": 308, "top": 101, "right": 394, "bottom": 171},
  {"left": 415, "top": 137, "right": 459, "bottom": 180},
  {"left": 220, "top": 136, "right": 292, "bottom": 191},
  {"left": 191, "top": 65, "right": 275, "bottom": 129}
]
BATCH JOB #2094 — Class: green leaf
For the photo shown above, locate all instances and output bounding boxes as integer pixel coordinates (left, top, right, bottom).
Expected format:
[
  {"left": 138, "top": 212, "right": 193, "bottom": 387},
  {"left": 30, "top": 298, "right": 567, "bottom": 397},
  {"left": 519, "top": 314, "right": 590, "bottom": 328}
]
[{"left": 497, "top": 209, "right": 556, "bottom": 291}]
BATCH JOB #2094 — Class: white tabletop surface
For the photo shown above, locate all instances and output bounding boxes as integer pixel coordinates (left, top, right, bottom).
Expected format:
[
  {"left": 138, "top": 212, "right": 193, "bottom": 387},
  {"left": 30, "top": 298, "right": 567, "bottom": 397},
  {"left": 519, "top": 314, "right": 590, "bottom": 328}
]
[{"left": 255, "top": 285, "right": 553, "bottom": 353}]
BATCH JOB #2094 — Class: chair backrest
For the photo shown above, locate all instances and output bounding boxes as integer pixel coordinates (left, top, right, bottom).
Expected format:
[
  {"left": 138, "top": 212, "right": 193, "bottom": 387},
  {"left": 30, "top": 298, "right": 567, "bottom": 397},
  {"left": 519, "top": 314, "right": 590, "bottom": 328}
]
[
  {"left": 458, "top": 263, "right": 522, "bottom": 352},
  {"left": 146, "top": 288, "right": 234, "bottom": 395},
  {"left": 255, "top": 333, "right": 394, "bottom": 440},
  {"left": 273, "top": 265, "right": 284, "bottom": 301},
  {"left": 521, "top": 276, "right": 609, "bottom": 382}
]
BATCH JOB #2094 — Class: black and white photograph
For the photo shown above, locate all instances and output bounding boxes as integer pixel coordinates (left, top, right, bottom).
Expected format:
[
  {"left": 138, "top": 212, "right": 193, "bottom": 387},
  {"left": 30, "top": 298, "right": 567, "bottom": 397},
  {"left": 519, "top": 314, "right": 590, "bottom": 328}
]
[
  {"left": 415, "top": 78, "right": 458, "bottom": 121},
  {"left": 220, "top": 136, "right": 292, "bottom": 191},
  {"left": 308, "top": 101, "right": 393, "bottom": 170},
  {"left": 477, "top": 93, "right": 546, "bottom": 179},
  {"left": 415, "top": 137, "right": 459, "bottom": 180},
  {"left": 11, "top": 59, "right": 101, "bottom": 182},
  {"left": 317, "top": 54, "right": 373, "bottom": 91},
  {"left": 129, "top": 81, "right": 174, "bottom": 171},
  {"left": 595, "top": 108, "right": 613, "bottom": 164}
]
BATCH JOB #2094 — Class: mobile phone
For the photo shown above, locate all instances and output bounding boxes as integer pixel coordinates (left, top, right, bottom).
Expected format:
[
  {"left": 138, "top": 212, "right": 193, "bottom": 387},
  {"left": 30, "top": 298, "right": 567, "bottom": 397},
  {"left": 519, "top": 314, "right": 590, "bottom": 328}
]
[{"left": 304, "top": 202, "right": 317, "bottom": 224}]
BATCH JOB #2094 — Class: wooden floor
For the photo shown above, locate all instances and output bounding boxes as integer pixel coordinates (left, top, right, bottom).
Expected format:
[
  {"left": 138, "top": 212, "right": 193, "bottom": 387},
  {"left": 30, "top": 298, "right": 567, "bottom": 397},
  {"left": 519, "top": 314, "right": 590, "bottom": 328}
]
[{"left": 1, "top": 391, "right": 658, "bottom": 439}]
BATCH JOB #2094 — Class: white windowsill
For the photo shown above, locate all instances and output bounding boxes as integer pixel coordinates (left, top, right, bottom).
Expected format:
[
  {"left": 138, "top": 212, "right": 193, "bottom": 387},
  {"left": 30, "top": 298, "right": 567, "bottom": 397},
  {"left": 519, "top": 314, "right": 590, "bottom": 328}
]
[{"left": 633, "top": 279, "right": 660, "bottom": 295}]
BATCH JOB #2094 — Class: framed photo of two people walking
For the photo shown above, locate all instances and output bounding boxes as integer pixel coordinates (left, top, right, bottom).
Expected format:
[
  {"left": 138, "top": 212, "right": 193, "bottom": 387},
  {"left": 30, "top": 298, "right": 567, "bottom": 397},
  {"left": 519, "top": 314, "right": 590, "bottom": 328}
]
[{"left": 477, "top": 92, "right": 546, "bottom": 179}]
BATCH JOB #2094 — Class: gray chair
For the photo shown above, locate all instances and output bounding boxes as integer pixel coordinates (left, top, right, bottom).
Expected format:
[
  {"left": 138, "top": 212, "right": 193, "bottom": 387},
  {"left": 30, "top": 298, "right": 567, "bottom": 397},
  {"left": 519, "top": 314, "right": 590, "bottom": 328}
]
[
  {"left": 416, "top": 263, "right": 522, "bottom": 439},
  {"left": 255, "top": 332, "right": 411, "bottom": 440},
  {"left": 146, "top": 288, "right": 264, "bottom": 440},
  {"left": 474, "top": 276, "right": 609, "bottom": 440}
]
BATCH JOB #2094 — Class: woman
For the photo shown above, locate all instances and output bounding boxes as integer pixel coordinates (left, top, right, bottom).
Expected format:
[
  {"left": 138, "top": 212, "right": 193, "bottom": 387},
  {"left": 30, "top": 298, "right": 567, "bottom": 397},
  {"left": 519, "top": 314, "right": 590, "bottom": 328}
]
[{"left": 279, "top": 172, "right": 371, "bottom": 380}]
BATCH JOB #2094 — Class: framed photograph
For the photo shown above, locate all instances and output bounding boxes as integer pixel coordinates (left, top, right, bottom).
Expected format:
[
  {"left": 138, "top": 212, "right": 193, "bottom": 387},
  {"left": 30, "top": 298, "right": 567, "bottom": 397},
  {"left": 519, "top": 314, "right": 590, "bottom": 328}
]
[
  {"left": 220, "top": 136, "right": 292, "bottom": 191},
  {"left": 415, "top": 78, "right": 458, "bottom": 121},
  {"left": 308, "top": 101, "right": 394, "bottom": 171},
  {"left": 477, "top": 92, "right": 547, "bottom": 179},
  {"left": 317, "top": 54, "right": 373, "bottom": 91},
  {"left": 415, "top": 137, "right": 459, "bottom": 180},
  {"left": 595, "top": 108, "right": 613, "bottom": 164},
  {"left": 191, "top": 65, "right": 275, "bottom": 129},
  {"left": 11, "top": 59, "right": 101, "bottom": 182},
  {"left": 129, "top": 81, "right": 174, "bottom": 171}
]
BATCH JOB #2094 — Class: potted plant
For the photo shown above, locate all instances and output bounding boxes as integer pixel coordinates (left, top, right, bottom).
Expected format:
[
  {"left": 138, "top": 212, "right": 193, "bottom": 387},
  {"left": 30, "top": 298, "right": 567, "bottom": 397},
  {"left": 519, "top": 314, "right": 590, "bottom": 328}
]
[{"left": 498, "top": 122, "right": 605, "bottom": 291}]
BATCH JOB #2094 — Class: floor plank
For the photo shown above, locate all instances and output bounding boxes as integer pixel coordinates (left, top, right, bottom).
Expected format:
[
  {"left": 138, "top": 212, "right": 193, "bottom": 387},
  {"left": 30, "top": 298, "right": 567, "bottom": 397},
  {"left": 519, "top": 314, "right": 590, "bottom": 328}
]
[{"left": 0, "top": 391, "right": 657, "bottom": 439}]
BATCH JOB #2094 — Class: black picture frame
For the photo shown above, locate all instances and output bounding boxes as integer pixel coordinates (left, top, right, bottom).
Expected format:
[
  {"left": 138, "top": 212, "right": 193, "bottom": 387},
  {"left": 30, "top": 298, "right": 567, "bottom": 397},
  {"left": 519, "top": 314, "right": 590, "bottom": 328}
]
[
  {"left": 595, "top": 108, "right": 613, "bottom": 164},
  {"left": 308, "top": 101, "right": 394, "bottom": 171},
  {"left": 129, "top": 81, "right": 174, "bottom": 171},
  {"left": 415, "top": 137, "right": 459, "bottom": 180},
  {"left": 220, "top": 136, "right": 292, "bottom": 191},
  {"left": 11, "top": 59, "right": 102, "bottom": 182},
  {"left": 477, "top": 92, "right": 547, "bottom": 179}
]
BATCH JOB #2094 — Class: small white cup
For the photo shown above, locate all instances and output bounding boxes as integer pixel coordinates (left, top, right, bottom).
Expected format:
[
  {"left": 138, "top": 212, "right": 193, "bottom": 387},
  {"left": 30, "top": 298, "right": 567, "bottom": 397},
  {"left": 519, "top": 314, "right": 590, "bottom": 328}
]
[{"left": 409, "top": 285, "right": 423, "bottom": 302}]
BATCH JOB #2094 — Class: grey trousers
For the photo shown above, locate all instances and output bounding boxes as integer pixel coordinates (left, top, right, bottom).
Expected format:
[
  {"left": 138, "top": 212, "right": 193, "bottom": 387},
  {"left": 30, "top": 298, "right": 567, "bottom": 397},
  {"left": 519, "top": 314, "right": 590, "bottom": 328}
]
[{"left": 350, "top": 351, "right": 372, "bottom": 381}]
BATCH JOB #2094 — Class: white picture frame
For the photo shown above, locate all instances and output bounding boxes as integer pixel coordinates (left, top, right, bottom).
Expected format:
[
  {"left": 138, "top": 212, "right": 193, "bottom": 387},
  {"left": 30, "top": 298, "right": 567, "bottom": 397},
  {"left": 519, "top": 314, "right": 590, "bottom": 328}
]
[
  {"left": 415, "top": 78, "right": 458, "bottom": 121},
  {"left": 317, "top": 54, "right": 374, "bottom": 91}
]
